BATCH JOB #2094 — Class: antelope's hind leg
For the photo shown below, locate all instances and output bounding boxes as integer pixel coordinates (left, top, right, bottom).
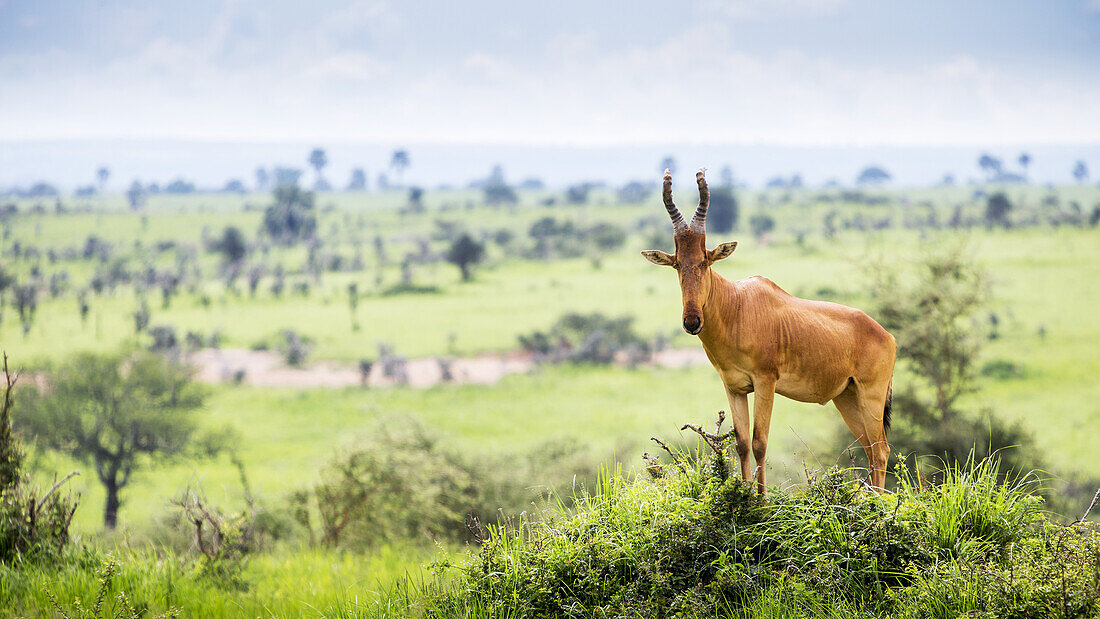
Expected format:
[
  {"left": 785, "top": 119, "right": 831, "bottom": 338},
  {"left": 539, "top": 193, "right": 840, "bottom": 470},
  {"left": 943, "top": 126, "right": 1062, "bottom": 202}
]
[{"left": 833, "top": 382, "right": 891, "bottom": 491}]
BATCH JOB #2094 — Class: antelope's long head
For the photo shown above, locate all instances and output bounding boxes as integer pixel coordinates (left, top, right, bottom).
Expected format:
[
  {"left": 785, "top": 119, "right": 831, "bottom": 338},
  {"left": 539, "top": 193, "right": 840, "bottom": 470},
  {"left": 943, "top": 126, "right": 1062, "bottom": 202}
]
[{"left": 641, "top": 168, "right": 737, "bottom": 335}]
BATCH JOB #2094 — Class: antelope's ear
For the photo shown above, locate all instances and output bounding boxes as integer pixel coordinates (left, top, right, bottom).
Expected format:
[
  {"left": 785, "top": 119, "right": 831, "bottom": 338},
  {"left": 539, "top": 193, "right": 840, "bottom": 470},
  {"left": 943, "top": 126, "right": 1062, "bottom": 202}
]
[
  {"left": 707, "top": 241, "right": 738, "bottom": 263},
  {"left": 641, "top": 250, "right": 675, "bottom": 267}
]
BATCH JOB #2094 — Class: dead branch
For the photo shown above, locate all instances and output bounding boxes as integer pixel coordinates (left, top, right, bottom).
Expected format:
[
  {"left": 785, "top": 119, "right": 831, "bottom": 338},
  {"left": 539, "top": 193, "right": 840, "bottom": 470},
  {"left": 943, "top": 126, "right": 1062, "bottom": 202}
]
[
  {"left": 36, "top": 470, "right": 80, "bottom": 515},
  {"left": 171, "top": 490, "right": 226, "bottom": 559},
  {"left": 1077, "top": 487, "right": 1100, "bottom": 524},
  {"left": 681, "top": 411, "right": 734, "bottom": 455},
  {"left": 650, "top": 437, "right": 680, "bottom": 462},
  {"left": 3, "top": 352, "right": 18, "bottom": 419}
]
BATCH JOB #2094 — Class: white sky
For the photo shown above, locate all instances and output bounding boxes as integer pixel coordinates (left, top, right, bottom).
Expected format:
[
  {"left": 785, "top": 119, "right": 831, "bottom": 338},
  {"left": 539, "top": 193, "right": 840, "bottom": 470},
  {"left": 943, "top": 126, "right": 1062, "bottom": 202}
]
[{"left": 2, "top": 0, "right": 1099, "bottom": 147}]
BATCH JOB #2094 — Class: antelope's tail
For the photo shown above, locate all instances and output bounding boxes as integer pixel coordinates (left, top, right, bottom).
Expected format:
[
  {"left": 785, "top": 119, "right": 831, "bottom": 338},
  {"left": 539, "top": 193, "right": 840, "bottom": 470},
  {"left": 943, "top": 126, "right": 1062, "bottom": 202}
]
[{"left": 882, "top": 380, "right": 893, "bottom": 435}]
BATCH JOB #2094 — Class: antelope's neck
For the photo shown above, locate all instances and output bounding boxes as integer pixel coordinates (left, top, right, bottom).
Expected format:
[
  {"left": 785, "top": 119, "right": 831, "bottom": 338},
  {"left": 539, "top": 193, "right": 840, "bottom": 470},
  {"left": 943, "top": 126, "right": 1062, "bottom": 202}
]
[{"left": 699, "top": 270, "right": 739, "bottom": 350}]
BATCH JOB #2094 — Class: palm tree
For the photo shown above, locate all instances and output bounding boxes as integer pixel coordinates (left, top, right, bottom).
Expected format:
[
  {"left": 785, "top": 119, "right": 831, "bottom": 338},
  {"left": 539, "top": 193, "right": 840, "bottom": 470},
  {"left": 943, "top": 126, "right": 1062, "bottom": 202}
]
[
  {"left": 1017, "top": 152, "right": 1031, "bottom": 182},
  {"left": 308, "top": 148, "right": 328, "bottom": 190},
  {"left": 96, "top": 167, "right": 110, "bottom": 192},
  {"left": 390, "top": 149, "right": 410, "bottom": 186}
]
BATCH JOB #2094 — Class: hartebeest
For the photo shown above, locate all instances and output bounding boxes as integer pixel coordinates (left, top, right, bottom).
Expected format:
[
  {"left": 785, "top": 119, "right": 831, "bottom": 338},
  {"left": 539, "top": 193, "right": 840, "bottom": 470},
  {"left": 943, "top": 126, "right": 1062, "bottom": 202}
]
[{"left": 642, "top": 169, "right": 896, "bottom": 492}]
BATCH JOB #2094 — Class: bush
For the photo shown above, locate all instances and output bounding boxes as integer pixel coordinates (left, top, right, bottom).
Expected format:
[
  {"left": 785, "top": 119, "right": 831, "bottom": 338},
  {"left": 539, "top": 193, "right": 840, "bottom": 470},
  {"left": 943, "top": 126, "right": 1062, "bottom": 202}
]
[
  {"left": 526, "top": 216, "right": 578, "bottom": 260},
  {"left": 856, "top": 248, "right": 1054, "bottom": 490},
  {"left": 210, "top": 226, "right": 247, "bottom": 263},
  {"left": 980, "top": 358, "right": 1023, "bottom": 380},
  {"left": 380, "top": 281, "right": 441, "bottom": 296},
  {"left": 586, "top": 222, "right": 626, "bottom": 253},
  {"left": 518, "top": 312, "right": 649, "bottom": 364},
  {"left": 984, "top": 192, "right": 1012, "bottom": 228},
  {"left": 278, "top": 330, "right": 312, "bottom": 367},
  {"left": 261, "top": 186, "right": 316, "bottom": 245},
  {"left": 148, "top": 325, "right": 178, "bottom": 353},
  {"left": 292, "top": 421, "right": 475, "bottom": 549},
  {"left": 444, "top": 233, "right": 485, "bottom": 281},
  {"left": 291, "top": 418, "right": 601, "bottom": 551},
  {"left": 1, "top": 356, "right": 78, "bottom": 564},
  {"left": 564, "top": 183, "right": 592, "bottom": 204},
  {"left": 171, "top": 488, "right": 255, "bottom": 589},
  {"left": 412, "top": 428, "right": 1096, "bottom": 619}
]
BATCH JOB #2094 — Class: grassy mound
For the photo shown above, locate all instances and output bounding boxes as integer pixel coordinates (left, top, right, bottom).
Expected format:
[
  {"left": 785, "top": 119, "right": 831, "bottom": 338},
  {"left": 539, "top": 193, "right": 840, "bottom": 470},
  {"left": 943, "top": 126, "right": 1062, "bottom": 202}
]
[{"left": 413, "top": 451, "right": 1100, "bottom": 618}]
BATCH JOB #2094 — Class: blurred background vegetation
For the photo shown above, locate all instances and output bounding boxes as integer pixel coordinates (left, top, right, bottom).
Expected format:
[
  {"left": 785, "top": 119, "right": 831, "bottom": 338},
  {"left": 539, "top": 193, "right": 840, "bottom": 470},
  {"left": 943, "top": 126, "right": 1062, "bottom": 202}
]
[
  {"left": 2, "top": 0, "right": 1100, "bottom": 613},
  {"left": 2, "top": 153, "right": 1098, "bottom": 614}
]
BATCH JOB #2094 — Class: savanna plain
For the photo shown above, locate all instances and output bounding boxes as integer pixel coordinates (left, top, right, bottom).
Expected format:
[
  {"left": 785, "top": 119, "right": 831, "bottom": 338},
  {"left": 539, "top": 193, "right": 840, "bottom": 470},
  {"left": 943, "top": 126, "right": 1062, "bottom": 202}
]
[{"left": 1, "top": 180, "right": 1099, "bottom": 617}]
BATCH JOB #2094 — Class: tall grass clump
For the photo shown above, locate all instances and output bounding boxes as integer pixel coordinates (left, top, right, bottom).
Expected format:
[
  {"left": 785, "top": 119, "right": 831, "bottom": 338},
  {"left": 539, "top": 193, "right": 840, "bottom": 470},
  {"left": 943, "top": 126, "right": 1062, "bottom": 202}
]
[
  {"left": 406, "top": 420, "right": 1100, "bottom": 618},
  {"left": 898, "top": 453, "right": 1043, "bottom": 559}
]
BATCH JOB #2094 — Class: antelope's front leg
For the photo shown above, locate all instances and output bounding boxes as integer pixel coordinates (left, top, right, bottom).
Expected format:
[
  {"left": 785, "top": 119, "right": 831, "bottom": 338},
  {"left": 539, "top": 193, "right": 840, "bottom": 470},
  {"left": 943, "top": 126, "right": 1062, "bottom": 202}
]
[
  {"left": 751, "top": 375, "right": 777, "bottom": 495},
  {"left": 724, "top": 389, "right": 751, "bottom": 482}
]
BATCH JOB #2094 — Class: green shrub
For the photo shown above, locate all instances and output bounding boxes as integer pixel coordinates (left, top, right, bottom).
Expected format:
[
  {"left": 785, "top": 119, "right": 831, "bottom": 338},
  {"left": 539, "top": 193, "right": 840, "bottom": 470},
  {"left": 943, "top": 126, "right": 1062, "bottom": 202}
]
[
  {"left": 291, "top": 418, "right": 602, "bottom": 551},
  {"left": 518, "top": 312, "right": 649, "bottom": 364},
  {"left": 261, "top": 185, "right": 316, "bottom": 245},
  {"left": 1, "top": 355, "right": 78, "bottom": 564},
  {"left": 409, "top": 437, "right": 1098, "bottom": 618},
  {"left": 171, "top": 490, "right": 255, "bottom": 589},
  {"left": 1, "top": 477, "right": 78, "bottom": 566},
  {"left": 980, "top": 358, "right": 1024, "bottom": 380},
  {"left": 380, "top": 281, "right": 442, "bottom": 296},
  {"left": 277, "top": 329, "right": 312, "bottom": 367}
]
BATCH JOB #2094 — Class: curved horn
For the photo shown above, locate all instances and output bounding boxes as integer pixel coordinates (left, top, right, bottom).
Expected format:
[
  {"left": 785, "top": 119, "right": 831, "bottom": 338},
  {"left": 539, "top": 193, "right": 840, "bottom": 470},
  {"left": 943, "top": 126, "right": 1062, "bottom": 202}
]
[
  {"left": 662, "top": 169, "right": 688, "bottom": 234},
  {"left": 690, "top": 167, "right": 709, "bottom": 233}
]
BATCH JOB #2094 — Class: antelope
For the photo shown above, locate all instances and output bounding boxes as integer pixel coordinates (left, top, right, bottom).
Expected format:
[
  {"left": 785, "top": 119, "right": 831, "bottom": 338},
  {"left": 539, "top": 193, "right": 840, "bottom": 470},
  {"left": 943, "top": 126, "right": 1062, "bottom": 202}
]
[{"left": 642, "top": 169, "right": 896, "bottom": 492}]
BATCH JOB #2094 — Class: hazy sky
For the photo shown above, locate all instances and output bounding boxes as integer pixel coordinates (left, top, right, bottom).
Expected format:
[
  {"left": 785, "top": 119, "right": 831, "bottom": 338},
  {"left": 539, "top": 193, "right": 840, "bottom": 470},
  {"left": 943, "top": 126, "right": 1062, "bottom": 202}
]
[{"left": 2, "top": 0, "right": 1099, "bottom": 147}]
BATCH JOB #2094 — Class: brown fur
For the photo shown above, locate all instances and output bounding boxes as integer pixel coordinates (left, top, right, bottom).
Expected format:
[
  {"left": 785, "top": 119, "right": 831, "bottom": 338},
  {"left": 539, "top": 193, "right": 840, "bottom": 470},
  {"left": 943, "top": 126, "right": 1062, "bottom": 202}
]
[{"left": 643, "top": 189, "right": 896, "bottom": 493}]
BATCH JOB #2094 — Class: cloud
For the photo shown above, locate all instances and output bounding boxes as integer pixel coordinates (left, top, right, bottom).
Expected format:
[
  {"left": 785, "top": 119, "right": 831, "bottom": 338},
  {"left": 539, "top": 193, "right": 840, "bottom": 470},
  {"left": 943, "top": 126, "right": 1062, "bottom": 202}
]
[
  {"left": 0, "top": 3, "right": 1098, "bottom": 146},
  {"left": 300, "top": 51, "right": 392, "bottom": 84},
  {"left": 702, "top": 0, "right": 851, "bottom": 20},
  {"left": 1086, "top": 0, "right": 1100, "bottom": 12},
  {"left": 374, "top": 26, "right": 1100, "bottom": 147}
]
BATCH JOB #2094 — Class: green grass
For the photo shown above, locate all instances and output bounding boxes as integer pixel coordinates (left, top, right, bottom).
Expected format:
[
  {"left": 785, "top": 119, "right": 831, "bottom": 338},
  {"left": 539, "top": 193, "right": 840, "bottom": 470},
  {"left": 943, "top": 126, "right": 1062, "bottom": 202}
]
[
  {"left": 9, "top": 455, "right": 1095, "bottom": 618},
  {"left": 396, "top": 452, "right": 1099, "bottom": 618},
  {"left": 6, "top": 223, "right": 1100, "bottom": 397},
  {"left": 36, "top": 364, "right": 761, "bottom": 532},
  {"left": 0, "top": 544, "right": 436, "bottom": 617},
  {"left": 3, "top": 185, "right": 1100, "bottom": 614},
  {"left": 5, "top": 185, "right": 1098, "bottom": 363},
  {"left": 9, "top": 209, "right": 1099, "bottom": 532}
]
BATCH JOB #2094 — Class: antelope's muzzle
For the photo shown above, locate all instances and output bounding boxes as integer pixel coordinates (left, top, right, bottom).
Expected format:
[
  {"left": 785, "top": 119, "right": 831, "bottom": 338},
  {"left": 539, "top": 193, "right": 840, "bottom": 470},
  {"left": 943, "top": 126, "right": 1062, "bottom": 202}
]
[{"left": 683, "top": 314, "right": 703, "bottom": 335}]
